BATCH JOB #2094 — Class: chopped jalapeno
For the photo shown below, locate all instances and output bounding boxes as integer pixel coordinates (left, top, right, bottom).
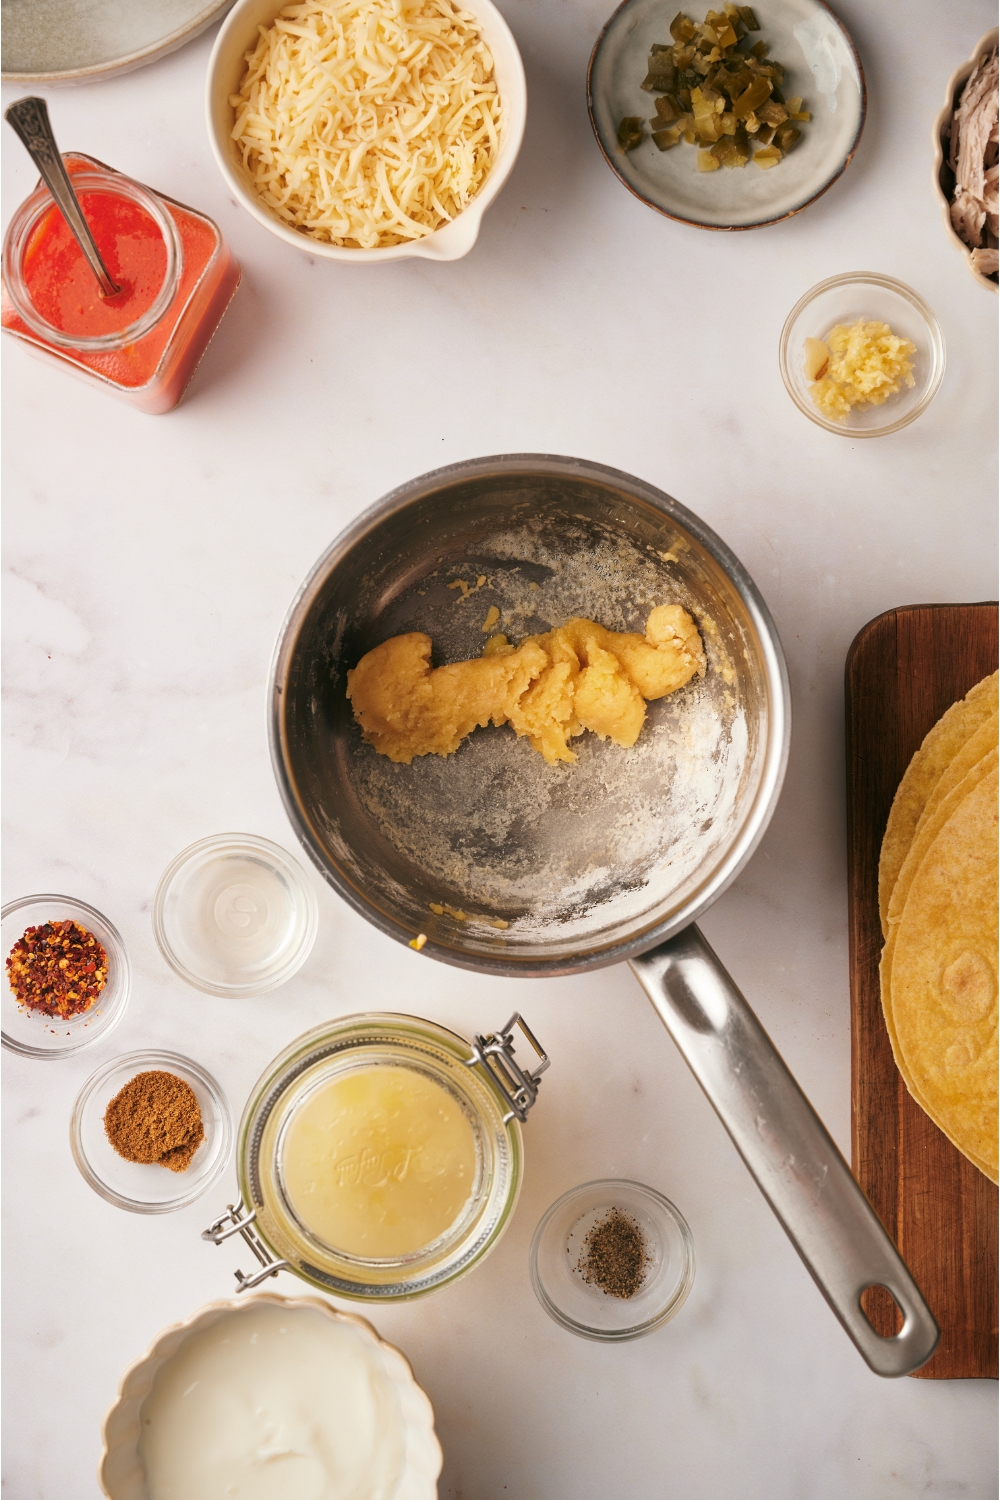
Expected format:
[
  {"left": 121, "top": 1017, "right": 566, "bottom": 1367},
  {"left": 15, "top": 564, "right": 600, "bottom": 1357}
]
[
  {"left": 626, "top": 7, "right": 808, "bottom": 173},
  {"left": 733, "top": 75, "right": 772, "bottom": 118},
  {"left": 617, "top": 116, "right": 645, "bottom": 150},
  {"left": 650, "top": 95, "right": 683, "bottom": 123}
]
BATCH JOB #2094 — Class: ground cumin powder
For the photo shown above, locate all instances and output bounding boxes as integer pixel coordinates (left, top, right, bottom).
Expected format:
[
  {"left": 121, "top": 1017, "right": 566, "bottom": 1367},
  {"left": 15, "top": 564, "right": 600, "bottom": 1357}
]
[{"left": 104, "top": 1070, "right": 204, "bottom": 1173}]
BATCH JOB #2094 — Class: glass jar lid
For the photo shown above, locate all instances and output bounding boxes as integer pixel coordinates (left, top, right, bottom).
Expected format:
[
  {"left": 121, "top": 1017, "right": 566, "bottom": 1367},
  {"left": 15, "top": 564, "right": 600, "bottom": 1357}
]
[{"left": 205, "top": 1012, "right": 549, "bottom": 1301}]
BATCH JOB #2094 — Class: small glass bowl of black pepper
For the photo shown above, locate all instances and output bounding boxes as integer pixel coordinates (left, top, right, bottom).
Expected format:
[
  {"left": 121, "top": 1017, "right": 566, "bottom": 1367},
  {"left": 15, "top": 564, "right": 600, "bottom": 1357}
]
[
  {"left": 70, "top": 1050, "right": 233, "bottom": 1213},
  {"left": 1, "top": 895, "right": 131, "bottom": 1059},
  {"left": 529, "top": 1179, "right": 695, "bottom": 1341}
]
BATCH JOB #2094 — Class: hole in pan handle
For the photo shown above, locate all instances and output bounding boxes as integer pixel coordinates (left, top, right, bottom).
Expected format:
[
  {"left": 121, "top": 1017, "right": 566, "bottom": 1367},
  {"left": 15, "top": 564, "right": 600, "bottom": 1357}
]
[{"left": 630, "top": 924, "right": 940, "bottom": 1377}]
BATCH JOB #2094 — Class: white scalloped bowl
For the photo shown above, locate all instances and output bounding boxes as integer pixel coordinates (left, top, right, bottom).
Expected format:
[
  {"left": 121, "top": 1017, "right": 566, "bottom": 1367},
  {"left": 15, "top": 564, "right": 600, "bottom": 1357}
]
[
  {"left": 931, "top": 27, "right": 999, "bottom": 292},
  {"left": 99, "top": 1293, "right": 442, "bottom": 1499}
]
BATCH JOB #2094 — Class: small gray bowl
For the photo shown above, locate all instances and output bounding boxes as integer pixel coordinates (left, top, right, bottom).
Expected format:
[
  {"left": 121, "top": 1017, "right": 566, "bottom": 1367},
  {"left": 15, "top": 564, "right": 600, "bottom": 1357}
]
[
  {"left": 587, "top": 0, "right": 865, "bottom": 231},
  {"left": 1, "top": 0, "right": 232, "bottom": 85}
]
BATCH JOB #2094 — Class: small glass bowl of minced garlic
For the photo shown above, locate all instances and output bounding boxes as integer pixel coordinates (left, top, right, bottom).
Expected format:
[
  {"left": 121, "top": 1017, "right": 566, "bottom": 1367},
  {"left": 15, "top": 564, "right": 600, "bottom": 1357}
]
[
  {"left": 779, "top": 273, "right": 945, "bottom": 436},
  {"left": 529, "top": 1179, "right": 695, "bottom": 1341}
]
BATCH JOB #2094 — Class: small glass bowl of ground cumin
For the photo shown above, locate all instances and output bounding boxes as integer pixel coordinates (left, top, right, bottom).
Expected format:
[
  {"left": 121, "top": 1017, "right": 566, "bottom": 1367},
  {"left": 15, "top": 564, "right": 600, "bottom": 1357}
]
[
  {"left": 71, "top": 1051, "right": 233, "bottom": 1212},
  {"left": 529, "top": 1179, "right": 694, "bottom": 1341},
  {"left": 2, "top": 895, "right": 131, "bottom": 1059}
]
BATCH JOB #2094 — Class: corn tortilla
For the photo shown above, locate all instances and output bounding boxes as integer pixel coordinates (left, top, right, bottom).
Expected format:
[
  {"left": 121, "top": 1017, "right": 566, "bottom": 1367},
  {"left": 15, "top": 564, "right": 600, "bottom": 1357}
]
[
  {"left": 878, "top": 925, "right": 905, "bottom": 1080},
  {"left": 880, "top": 924, "right": 996, "bottom": 1181},
  {"left": 886, "top": 748, "right": 998, "bottom": 930},
  {"left": 915, "top": 711, "right": 998, "bottom": 837},
  {"left": 888, "top": 766, "right": 998, "bottom": 1182},
  {"left": 878, "top": 671, "right": 998, "bottom": 935}
]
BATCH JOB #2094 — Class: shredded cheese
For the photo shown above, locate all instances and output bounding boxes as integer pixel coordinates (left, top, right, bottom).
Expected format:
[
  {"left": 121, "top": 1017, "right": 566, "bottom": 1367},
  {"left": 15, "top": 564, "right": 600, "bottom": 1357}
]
[{"left": 230, "top": 0, "right": 502, "bottom": 249}]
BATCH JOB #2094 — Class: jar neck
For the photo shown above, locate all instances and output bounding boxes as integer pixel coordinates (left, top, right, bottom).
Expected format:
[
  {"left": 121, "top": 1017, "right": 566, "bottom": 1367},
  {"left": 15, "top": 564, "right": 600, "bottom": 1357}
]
[{"left": 2, "top": 161, "right": 183, "bottom": 352}]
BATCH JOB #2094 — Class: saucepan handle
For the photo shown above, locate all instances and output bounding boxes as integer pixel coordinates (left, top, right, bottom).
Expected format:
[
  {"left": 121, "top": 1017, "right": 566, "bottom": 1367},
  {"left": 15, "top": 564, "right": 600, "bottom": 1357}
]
[{"left": 630, "top": 924, "right": 939, "bottom": 1376}]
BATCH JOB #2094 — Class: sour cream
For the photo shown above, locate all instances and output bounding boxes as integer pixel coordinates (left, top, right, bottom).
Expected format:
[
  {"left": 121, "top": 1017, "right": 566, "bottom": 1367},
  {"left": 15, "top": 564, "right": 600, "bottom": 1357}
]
[{"left": 137, "top": 1301, "right": 406, "bottom": 1500}]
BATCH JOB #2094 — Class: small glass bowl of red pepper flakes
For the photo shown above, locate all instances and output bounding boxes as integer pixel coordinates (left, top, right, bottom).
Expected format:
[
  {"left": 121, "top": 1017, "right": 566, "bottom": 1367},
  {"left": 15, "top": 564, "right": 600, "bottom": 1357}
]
[
  {"left": 8, "top": 919, "right": 108, "bottom": 1017},
  {"left": 2, "top": 895, "right": 131, "bottom": 1059}
]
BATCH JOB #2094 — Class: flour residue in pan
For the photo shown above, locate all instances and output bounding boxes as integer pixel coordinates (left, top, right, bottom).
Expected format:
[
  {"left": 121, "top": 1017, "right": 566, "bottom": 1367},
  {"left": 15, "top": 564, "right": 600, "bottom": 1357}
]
[{"left": 340, "top": 512, "right": 750, "bottom": 942}]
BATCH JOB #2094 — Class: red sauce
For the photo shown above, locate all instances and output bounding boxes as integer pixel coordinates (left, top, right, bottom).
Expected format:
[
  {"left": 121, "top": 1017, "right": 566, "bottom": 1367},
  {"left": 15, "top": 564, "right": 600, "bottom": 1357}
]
[
  {"left": 2, "top": 155, "right": 241, "bottom": 413},
  {"left": 22, "top": 191, "right": 168, "bottom": 339}
]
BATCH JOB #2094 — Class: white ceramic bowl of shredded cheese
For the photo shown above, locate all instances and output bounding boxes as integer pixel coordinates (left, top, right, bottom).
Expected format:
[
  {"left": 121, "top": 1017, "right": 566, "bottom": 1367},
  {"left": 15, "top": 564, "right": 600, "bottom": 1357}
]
[{"left": 207, "top": 0, "right": 526, "bottom": 261}]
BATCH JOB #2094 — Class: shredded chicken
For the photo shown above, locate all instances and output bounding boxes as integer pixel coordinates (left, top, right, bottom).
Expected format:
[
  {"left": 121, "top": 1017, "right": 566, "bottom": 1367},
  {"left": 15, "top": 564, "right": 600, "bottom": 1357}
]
[
  {"left": 948, "top": 45, "right": 999, "bottom": 270},
  {"left": 984, "top": 158, "right": 999, "bottom": 239}
]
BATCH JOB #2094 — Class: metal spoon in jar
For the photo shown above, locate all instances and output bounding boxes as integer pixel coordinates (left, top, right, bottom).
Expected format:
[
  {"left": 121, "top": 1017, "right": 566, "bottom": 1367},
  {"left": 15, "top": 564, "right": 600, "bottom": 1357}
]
[{"left": 5, "top": 96, "right": 120, "bottom": 297}]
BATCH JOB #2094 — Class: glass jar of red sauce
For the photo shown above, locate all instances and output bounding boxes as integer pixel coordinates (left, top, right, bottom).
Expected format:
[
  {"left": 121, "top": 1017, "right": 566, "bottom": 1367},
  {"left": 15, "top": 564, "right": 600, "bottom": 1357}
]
[{"left": 1, "top": 153, "right": 240, "bottom": 415}]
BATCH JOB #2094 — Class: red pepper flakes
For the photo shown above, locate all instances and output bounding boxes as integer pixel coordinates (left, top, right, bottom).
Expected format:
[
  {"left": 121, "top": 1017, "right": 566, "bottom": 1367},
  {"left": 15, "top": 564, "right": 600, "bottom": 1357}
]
[{"left": 6, "top": 920, "right": 108, "bottom": 1018}]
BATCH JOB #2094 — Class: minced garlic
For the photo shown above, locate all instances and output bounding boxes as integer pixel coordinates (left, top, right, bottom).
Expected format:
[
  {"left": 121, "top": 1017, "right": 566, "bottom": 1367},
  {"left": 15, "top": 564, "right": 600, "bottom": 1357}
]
[{"left": 807, "top": 320, "right": 916, "bottom": 422}]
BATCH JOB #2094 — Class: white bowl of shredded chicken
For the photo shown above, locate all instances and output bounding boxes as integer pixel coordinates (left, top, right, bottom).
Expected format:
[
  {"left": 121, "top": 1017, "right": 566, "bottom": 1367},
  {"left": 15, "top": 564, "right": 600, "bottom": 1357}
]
[{"left": 207, "top": 0, "right": 525, "bottom": 259}]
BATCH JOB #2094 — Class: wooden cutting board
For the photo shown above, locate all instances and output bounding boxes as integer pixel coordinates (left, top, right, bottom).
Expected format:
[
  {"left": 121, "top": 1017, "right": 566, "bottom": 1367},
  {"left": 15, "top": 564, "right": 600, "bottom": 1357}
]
[{"left": 845, "top": 602, "right": 999, "bottom": 1379}]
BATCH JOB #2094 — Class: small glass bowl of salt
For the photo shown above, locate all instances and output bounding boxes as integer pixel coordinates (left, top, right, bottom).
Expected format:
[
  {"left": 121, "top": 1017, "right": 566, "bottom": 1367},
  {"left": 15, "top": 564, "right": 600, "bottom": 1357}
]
[{"left": 152, "top": 833, "right": 318, "bottom": 998}]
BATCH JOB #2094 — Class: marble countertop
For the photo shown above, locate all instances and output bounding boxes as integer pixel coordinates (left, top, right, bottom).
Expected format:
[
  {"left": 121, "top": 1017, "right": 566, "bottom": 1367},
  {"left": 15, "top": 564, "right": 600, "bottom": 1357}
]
[{"left": 2, "top": 1, "right": 997, "bottom": 1495}]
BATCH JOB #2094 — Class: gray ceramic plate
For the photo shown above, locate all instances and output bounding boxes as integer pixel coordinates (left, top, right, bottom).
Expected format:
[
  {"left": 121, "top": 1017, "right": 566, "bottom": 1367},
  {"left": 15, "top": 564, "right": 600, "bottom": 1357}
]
[
  {"left": 588, "top": 0, "right": 865, "bottom": 230},
  {"left": 1, "top": 0, "right": 233, "bottom": 85}
]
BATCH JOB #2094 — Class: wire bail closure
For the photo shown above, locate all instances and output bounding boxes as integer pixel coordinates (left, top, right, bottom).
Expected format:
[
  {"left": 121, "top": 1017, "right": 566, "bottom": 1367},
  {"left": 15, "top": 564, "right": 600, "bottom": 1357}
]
[
  {"left": 202, "top": 1199, "right": 289, "bottom": 1293},
  {"left": 464, "top": 1011, "right": 550, "bottom": 1123}
]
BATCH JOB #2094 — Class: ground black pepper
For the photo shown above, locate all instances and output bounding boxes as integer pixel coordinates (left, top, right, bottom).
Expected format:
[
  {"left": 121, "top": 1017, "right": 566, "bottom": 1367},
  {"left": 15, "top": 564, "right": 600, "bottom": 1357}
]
[{"left": 575, "top": 1208, "right": 648, "bottom": 1299}]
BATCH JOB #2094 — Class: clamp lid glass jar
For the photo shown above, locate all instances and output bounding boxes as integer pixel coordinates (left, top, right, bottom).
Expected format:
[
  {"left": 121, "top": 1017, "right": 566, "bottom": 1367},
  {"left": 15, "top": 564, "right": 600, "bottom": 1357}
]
[
  {"left": 204, "top": 1011, "right": 548, "bottom": 1301},
  {"left": 1, "top": 152, "right": 240, "bottom": 414}
]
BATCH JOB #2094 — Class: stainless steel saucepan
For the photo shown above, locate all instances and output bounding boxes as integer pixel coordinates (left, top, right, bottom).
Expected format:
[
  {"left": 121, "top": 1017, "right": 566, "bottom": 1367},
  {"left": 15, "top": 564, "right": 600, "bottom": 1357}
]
[{"left": 269, "top": 454, "right": 938, "bottom": 1376}]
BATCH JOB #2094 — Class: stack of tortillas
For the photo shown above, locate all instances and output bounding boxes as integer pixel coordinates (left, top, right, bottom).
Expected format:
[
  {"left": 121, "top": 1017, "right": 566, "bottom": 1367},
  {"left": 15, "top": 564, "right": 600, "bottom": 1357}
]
[{"left": 879, "top": 670, "right": 999, "bottom": 1183}]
